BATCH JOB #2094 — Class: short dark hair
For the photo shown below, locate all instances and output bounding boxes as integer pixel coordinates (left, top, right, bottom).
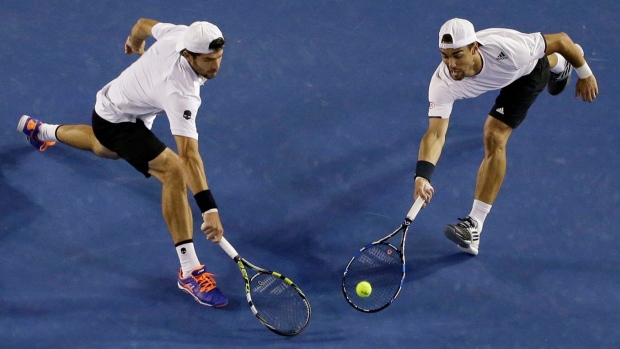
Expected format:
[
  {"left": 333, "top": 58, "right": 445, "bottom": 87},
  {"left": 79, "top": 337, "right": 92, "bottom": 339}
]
[
  {"left": 209, "top": 37, "right": 225, "bottom": 51},
  {"left": 182, "top": 37, "right": 226, "bottom": 57},
  {"left": 441, "top": 34, "right": 454, "bottom": 44}
]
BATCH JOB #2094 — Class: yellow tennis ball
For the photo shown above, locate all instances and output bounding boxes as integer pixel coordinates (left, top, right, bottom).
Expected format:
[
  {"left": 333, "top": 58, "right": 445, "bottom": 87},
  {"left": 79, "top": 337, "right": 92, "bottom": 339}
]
[{"left": 356, "top": 281, "right": 372, "bottom": 298}]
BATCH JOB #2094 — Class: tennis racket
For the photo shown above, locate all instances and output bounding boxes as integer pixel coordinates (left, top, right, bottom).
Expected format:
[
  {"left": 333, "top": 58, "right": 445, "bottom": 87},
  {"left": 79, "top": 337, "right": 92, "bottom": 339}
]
[
  {"left": 218, "top": 237, "right": 311, "bottom": 336},
  {"left": 342, "top": 196, "right": 425, "bottom": 312}
]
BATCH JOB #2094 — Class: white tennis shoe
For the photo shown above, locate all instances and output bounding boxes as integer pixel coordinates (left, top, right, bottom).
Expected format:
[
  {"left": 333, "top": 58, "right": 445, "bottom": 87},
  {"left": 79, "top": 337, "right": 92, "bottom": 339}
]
[
  {"left": 444, "top": 216, "right": 480, "bottom": 256},
  {"left": 548, "top": 43, "right": 584, "bottom": 96}
]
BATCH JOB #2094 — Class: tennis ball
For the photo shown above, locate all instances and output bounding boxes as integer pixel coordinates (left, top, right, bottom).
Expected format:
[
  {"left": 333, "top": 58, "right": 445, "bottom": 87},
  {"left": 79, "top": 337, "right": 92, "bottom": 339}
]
[{"left": 356, "top": 281, "right": 372, "bottom": 298}]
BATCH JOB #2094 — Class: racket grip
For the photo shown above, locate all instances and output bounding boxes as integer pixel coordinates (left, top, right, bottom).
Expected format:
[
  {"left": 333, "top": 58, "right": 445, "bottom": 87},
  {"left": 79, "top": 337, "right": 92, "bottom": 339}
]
[
  {"left": 218, "top": 236, "right": 240, "bottom": 259},
  {"left": 406, "top": 196, "right": 425, "bottom": 221}
]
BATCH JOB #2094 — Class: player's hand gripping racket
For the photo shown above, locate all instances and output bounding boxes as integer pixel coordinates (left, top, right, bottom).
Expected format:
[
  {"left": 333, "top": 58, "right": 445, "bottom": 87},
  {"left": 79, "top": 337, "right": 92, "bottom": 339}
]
[
  {"left": 218, "top": 237, "right": 311, "bottom": 336},
  {"left": 342, "top": 196, "right": 425, "bottom": 312}
]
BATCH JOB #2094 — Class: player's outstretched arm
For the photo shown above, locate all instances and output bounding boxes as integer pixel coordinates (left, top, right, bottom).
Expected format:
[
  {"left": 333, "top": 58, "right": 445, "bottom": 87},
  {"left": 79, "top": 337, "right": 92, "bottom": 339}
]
[
  {"left": 544, "top": 32, "right": 599, "bottom": 102},
  {"left": 174, "top": 135, "right": 224, "bottom": 242},
  {"left": 414, "top": 117, "right": 449, "bottom": 204},
  {"left": 125, "top": 18, "right": 159, "bottom": 55}
]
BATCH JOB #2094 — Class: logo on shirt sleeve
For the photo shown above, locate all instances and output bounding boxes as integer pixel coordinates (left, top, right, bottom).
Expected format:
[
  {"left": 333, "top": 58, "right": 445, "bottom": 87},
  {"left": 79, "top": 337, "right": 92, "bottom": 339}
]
[{"left": 183, "top": 110, "right": 192, "bottom": 120}]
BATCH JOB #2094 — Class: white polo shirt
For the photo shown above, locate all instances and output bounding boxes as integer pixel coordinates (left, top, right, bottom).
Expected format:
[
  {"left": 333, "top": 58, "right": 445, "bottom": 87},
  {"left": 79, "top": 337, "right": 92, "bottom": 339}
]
[
  {"left": 428, "top": 29, "right": 547, "bottom": 118},
  {"left": 95, "top": 23, "right": 207, "bottom": 139}
]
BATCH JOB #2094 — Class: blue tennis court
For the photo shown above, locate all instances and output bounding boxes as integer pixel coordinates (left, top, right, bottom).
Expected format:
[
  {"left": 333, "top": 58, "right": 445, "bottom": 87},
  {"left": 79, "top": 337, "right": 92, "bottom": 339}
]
[{"left": 1, "top": 1, "right": 619, "bottom": 348}]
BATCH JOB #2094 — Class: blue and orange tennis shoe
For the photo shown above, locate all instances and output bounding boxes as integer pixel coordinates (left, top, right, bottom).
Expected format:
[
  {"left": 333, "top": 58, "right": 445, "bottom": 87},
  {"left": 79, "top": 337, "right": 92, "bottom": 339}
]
[
  {"left": 17, "top": 115, "right": 56, "bottom": 151},
  {"left": 178, "top": 265, "right": 228, "bottom": 307}
]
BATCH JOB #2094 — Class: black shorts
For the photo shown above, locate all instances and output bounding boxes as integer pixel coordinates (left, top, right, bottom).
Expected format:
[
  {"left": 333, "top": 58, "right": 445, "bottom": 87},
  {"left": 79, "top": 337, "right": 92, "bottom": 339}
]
[
  {"left": 489, "top": 57, "right": 550, "bottom": 129},
  {"left": 91, "top": 110, "right": 167, "bottom": 178}
]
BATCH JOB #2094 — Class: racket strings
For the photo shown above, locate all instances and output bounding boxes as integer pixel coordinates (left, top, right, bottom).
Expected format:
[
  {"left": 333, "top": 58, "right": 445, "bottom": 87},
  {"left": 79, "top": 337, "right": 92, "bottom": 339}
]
[
  {"left": 343, "top": 243, "right": 404, "bottom": 311},
  {"left": 250, "top": 273, "right": 310, "bottom": 334},
  {"left": 362, "top": 245, "right": 400, "bottom": 265}
]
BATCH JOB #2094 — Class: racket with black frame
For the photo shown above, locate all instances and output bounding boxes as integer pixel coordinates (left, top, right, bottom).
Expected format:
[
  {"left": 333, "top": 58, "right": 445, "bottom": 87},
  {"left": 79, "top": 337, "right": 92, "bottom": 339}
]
[
  {"left": 342, "top": 196, "right": 425, "bottom": 312},
  {"left": 218, "top": 237, "right": 311, "bottom": 336}
]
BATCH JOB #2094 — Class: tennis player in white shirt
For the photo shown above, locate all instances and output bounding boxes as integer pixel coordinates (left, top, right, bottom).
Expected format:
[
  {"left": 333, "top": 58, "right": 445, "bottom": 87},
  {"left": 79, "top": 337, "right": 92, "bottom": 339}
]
[
  {"left": 413, "top": 18, "right": 599, "bottom": 256},
  {"left": 18, "top": 18, "right": 230, "bottom": 307}
]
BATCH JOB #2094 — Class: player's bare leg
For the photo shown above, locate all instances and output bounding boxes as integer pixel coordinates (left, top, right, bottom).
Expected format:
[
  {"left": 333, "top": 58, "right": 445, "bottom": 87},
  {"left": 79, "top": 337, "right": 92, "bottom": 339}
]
[
  {"left": 148, "top": 148, "right": 228, "bottom": 307},
  {"left": 444, "top": 116, "right": 512, "bottom": 255},
  {"left": 147, "top": 148, "right": 193, "bottom": 245},
  {"left": 57, "top": 125, "right": 119, "bottom": 159},
  {"left": 475, "top": 116, "right": 513, "bottom": 204},
  {"left": 547, "top": 53, "right": 558, "bottom": 70}
]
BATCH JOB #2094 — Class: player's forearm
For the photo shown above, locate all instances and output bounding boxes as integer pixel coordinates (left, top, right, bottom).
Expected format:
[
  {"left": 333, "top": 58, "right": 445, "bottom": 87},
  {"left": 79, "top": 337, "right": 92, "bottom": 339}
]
[
  {"left": 182, "top": 156, "right": 220, "bottom": 215},
  {"left": 418, "top": 130, "right": 445, "bottom": 165},
  {"left": 181, "top": 155, "right": 209, "bottom": 195},
  {"left": 544, "top": 33, "right": 586, "bottom": 69},
  {"left": 128, "top": 18, "right": 158, "bottom": 48}
]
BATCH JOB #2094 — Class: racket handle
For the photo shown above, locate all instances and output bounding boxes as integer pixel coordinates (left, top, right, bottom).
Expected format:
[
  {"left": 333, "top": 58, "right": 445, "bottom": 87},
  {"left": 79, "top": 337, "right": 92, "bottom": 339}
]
[
  {"left": 406, "top": 196, "right": 425, "bottom": 221},
  {"left": 218, "top": 236, "right": 240, "bottom": 259}
]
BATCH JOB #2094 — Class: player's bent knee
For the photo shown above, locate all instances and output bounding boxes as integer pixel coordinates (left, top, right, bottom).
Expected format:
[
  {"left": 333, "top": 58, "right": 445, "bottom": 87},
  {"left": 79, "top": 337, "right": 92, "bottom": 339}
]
[
  {"left": 483, "top": 120, "right": 512, "bottom": 148},
  {"left": 483, "top": 133, "right": 508, "bottom": 151},
  {"left": 149, "top": 149, "right": 185, "bottom": 184}
]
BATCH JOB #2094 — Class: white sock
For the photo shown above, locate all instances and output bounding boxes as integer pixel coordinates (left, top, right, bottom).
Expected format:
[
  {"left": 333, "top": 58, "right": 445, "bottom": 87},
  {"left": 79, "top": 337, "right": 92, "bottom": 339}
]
[
  {"left": 175, "top": 241, "right": 201, "bottom": 278},
  {"left": 551, "top": 53, "right": 566, "bottom": 74},
  {"left": 38, "top": 123, "right": 60, "bottom": 142},
  {"left": 575, "top": 43, "right": 584, "bottom": 57},
  {"left": 469, "top": 199, "right": 492, "bottom": 232}
]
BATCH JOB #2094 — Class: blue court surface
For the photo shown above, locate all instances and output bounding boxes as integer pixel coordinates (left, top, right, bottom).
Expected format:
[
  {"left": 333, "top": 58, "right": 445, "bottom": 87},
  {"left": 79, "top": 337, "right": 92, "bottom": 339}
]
[{"left": 1, "top": 1, "right": 619, "bottom": 348}]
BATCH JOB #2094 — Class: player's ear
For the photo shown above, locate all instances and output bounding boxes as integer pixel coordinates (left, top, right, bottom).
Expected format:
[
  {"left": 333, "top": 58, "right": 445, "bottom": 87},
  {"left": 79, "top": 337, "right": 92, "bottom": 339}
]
[
  {"left": 181, "top": 49, "right": 191, "bottom": 62},
  {"left": 471, "top": 42, "right": 479, "bottom": 55}
]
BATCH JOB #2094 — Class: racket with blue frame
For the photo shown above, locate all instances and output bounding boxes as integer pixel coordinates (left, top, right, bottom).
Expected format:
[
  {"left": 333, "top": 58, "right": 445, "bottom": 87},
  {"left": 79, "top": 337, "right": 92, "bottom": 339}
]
[{"left": 342, "top": 196, "right": 425, "bottom": 312}]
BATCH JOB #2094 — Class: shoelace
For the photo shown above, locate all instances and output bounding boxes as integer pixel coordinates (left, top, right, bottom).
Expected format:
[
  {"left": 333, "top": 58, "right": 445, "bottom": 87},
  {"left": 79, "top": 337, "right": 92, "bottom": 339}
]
[
  {"left": 193, "top": 272, "right": 218, "bottom": 292},
  {"left": 456, "top": 217, "right": 480, "bottom": 242},
  {"left": 24, "top": 130, "right": 55, "bottom": 151},
  {"left": 457, "top": 217, "right": 477, "bottom": 231},
  {"left": 39, "top": 141, "right": 55, "bottom": 152}
]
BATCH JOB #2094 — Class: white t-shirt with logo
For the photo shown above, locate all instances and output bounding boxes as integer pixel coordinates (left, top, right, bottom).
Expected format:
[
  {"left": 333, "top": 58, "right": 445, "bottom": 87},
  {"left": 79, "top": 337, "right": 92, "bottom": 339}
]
[
  {"left": 428, "top": 29, "right": 547, "bottom": 118},
  {"left": 95, "top": 23, "right": 207, "bottom": 139}
]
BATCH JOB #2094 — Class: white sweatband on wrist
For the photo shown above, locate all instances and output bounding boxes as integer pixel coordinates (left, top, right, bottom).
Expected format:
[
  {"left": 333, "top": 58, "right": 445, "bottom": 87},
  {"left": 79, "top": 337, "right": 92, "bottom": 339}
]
[
  {"left": 204, "top": 208, "right": 219, "bottom": 214},
  {"left": 575, "top": 62, "right": 593, "bottom": 79}
]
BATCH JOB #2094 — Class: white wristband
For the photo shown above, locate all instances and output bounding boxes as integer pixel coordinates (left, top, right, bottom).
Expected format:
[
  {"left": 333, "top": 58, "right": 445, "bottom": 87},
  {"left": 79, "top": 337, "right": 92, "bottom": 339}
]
[
  {"left": 575, "top": 62, "right": 593, "bottom": 79},
  {"left": 204, "top": 208, "right": 219, "bottom": 214}
]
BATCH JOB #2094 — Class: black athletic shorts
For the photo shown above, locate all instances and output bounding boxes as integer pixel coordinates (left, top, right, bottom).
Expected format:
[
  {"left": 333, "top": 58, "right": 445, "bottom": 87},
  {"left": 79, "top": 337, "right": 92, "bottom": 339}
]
[
  {"left": 91, "top": 110, "right": 167, "bottom": 178},
  {"left": 489, "top": 57, "right": 550, "bottom": 129}
]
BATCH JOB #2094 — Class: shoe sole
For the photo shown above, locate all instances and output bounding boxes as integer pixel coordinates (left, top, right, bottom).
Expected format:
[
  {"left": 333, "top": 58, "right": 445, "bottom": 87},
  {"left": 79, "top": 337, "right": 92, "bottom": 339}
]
[
  {"left": 575, "top": 44, "right": 584, "bottom": 57},
  {"left": 17, "top": 115, "right": 30, "bottom": 134},
  {"left": 457, "top": 245, "right": 479, "bottom": 256},
  {"left": 548, "top": 74, "right": 571, "bottom": 96},
  {"left": 177, "top": 283, "right": 228, "bottom": 308},
  {"left": 17, "top": 114, "right": 55, "bottom": 151},
  {"left": 443, "top": 225, "right": 472, "bottom": 248}
]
